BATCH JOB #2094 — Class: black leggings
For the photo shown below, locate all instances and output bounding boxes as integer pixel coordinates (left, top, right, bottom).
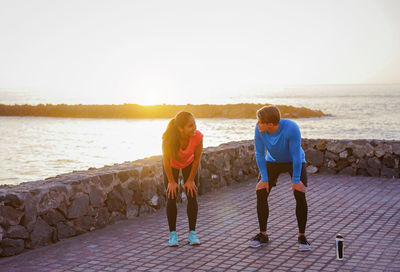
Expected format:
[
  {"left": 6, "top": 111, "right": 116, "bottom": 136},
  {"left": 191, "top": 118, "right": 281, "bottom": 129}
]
[
  {"left": 163, "top": 163, "right": 198, "bottom": 232},
  {"left": 257, "top": 162, "right": 308, "bottom": 234}
]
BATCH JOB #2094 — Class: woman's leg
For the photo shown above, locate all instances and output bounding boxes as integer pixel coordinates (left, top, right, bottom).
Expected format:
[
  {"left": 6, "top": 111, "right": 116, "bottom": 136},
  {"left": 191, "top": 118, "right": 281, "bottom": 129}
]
[
  {"left": 163, "top": 166, "right": 180, "bottom": 232},
  {"left": 181, "top": 163, "right": 198, "bottom": 231}
]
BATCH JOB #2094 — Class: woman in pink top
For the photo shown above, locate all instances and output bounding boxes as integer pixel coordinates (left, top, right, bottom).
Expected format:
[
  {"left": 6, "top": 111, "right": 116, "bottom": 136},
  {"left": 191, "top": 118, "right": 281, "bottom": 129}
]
[{"left": 162, "top": 111, "right": 203, "bottom": 247}]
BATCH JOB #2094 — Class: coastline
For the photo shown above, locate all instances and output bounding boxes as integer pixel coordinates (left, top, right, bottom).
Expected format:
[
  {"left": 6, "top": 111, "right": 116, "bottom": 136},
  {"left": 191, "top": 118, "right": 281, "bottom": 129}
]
[{"left": 0, "top": 103, "right": 327, "bottom": 119}]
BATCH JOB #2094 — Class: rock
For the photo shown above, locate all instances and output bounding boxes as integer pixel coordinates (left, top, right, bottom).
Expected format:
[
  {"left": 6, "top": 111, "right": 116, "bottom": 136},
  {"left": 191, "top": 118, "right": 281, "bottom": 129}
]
[
  {"left": 67, "top": 194, "right": 90, "bottom": 219},
  {"left": 93, "top": 208, "right": 110, "bottom": 228},
  {"left": 328, "top": 160, "right": 336, "bottom": 169},
  {"left": 357, "top": 168, "right": 369, "bottom": 176},
  {"left": 106, "top": 190, "right": 125, "bottom": 213},
  {"left": 368, "top": 158, "right": 381, "bottom": 169},
  {"left": 99, "top": 174, "right": 114, "bottom": 187},
  {"left": 326, "top": 141, "right": 346, "bottom": 154},
  {"left": 200, "top": 178, "right": 212, "bottom": 193},
  {"left": 0, "top": 226, "right": 4, "bottom": 240},
  {"left": 117, "top": 171, "right": 130, "bottom": 183},
  {"left": 0, "top": 193, "right": 24, "bottom": 208},
  {"left": 0, "top": 238, "right": 25, "bottom": 257},
  {"left": 375, "top": 149, "right": 385, "bottom": 158},
  {"left": 29, "top": 217, "right": 54, "bottom": 248},
  {"left": 319, "top": 168, "right": 336, "bottom": 175},
  {"left": 41, "top": 209, "right": 65, "bottom": 226},
  {"left": 7, "top": 225, "right": 29, "bottom": 239},
  {"left": 73, "top": 216, "right": 91, "bottom": 234},
  {"left": 88, "top": 185, "right": 106, "bottom": 208},
  {"left": 325, "top": 151, "right": 339, "bottom": 161},
  {"left": 57, "top": 222, "right": 76, "bottom": 240},
  {"left": 305, "top": 150, "right": 324, "bottom": 167},
  {"left": 393, "top": 143, "right": 400, "bottom": 155},
  {"left": 21, "top": 201, "right": 37, "bottom": 233},
  {"left": 382, "top": 155, "right": 396, "bottom": 168},
  {"left": 200, "top": 169, "right": 211, "bottom": 179},
  {"left": 339, "top": 150, "right": 348, "bottom": 159},
  {"left": 110, "top": 212, "right": 126, "bottom": 224},
  {"left": 0, "top": 205, "right": 24, "bottom": 226},
  {"left": 367, "top": 168, "right": 380, "bottom": 177},
  {"left": 121, "top": 188, "right": 133, "bottom": 206},
  {"left": 306, "top": 165, "right": 318, "bottom": 174},
  {"left": 381, "top": 168, "right": 399, "bottom": 179},
  {"left": 339, "top": 167, "right": 354, "bottom": 176},
  {"left": 126, "top": 204, "right": 139, "bottom": 219},
  {"left": 357, "top": 159, "right": 368, "bottom": 169},
  {"left": 316, "top": 140, "right": 326, "bottom": 151}
]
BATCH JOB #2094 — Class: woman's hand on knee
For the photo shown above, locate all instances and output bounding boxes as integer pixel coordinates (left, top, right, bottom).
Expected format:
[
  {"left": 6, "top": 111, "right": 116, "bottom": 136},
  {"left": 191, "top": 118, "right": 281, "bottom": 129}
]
[
  {"left": 292, "top": 181, "right": 306, "bottom": 193},
  {"left": 184, "top": 180, "right": 198, "bottom": 198},
  {"left": 166, "top": 182, "right": 179, "bottom": 199}
]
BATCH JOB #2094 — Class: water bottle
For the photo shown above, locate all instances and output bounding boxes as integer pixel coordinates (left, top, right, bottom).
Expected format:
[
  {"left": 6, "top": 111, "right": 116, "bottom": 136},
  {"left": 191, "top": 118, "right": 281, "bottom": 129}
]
[{"left": 335, "top": 234, "right": 344, "bottom": 260}]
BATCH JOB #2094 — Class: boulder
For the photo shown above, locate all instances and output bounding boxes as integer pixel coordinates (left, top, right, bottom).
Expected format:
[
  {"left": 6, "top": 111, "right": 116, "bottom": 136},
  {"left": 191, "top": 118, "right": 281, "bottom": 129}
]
[
  {"left": 29, "top": 217, "right": 54, "bottom": 248},
  {"left": 305, "top": 150, "right": 324, "bottom": 167},
  {"left": 382, "top": 155, "right": 396, "bottom": 168},
  {"left": 88, "top": 185, "right": 106, "bottom": 208},
  {"left": 306, "top": 165, "right": 318, "bottom": 174},
  {"left": 339, "top": 150, "right": 348, "bottom": 159},
  {"left": 339, "top": 167, "right": 354, "bottom": 176},
  {"left": 0, "top": 205, "right": 24, "bottom": 226},
  {"left": 367, "top": 168, "right": 380, "bottom": 177},
  {"left": 56, "top": 222, "right": 76, "bottom": 240},
  {"left": 7, "top": 225, "right": 29, "bottom": 239},
  {"left": 41, "top": 209, "right": 65, "bottom": 226},
  {"left": 67, "top": 194, "right": 90, "bottom": 219},
  {"left": 381, "top": 168, "right": 399, "bottom": 179},
  {"left": 106, "top": 189, "right": 125, "bottom": 213},
  {"left": 0, "top": 238, "right": 25, "bottom": 257},
  {"left": 368, "top": 157, "right": 381, "bottom": 169}
]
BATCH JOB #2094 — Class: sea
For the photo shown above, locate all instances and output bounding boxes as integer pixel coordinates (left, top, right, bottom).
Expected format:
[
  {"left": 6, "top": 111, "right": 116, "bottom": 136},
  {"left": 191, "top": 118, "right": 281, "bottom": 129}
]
[{"left": 1, "top": 84, "right": 399, "bottom": 185}]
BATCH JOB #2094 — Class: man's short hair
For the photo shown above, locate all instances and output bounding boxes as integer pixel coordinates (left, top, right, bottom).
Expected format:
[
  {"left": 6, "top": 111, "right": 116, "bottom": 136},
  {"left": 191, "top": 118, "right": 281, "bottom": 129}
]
[{"left": 257, "top": 106, "right": 281, "bottom": 125}]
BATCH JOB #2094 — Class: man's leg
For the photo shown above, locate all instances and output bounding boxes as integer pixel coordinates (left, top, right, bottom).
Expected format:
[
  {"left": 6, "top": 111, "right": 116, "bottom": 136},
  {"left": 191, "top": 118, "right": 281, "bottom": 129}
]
[
  {"left": 256, "top": 188, "right": 271, "bottom": 234},
  {"left": 290, "top": 163, "right": 311, "bottom": 250}
]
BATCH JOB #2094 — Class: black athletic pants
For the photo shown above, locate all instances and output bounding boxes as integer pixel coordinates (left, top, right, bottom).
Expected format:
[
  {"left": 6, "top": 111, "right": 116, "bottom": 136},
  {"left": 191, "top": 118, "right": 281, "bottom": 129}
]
[
  {"left": 163, "top": 162, "right": 199, "bottom": 232},
  {"left": 257, "top": 162, "right": 308, "bottom": 234}
]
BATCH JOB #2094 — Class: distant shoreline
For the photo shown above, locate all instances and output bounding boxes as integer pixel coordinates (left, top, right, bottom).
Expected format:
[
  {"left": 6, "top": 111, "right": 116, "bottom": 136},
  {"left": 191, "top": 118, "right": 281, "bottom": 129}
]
[{"left": 0, "top": 103, "right": 327, "bottom": 119}]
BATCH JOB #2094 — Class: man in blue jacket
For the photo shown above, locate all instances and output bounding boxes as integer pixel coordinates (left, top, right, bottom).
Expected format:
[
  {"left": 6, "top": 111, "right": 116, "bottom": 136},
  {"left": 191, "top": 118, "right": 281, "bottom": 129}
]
[{"left": 250, "top": 106, "right": 310, "bottom": 251}]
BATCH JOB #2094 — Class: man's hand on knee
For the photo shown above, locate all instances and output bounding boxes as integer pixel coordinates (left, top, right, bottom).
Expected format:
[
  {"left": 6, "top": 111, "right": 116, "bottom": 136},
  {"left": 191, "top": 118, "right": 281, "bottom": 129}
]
[
  {"left": 256, "top": 181, "right": 269, "bottom": 193},
  {"left": 292, "top": 181, "right": 306, "bottom": 193}
]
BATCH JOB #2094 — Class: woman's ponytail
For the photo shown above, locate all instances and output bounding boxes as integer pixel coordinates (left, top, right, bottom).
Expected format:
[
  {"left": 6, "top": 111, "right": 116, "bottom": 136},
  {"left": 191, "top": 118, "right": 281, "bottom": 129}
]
[{"left": 162, "top": 112, "right": 194, "bottom": 160}]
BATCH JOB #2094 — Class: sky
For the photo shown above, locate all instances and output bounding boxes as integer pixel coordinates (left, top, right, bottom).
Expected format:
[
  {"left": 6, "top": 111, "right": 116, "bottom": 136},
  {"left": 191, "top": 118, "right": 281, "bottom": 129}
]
[{"left": 0, "top": 0, "right": 399, "bottom": 105}]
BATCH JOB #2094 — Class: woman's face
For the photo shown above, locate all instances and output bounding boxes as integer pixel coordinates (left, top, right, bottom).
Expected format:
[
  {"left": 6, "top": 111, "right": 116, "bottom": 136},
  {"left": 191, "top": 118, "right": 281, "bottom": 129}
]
[{"left": 180, "top": 116, "right": 196, "bottom": 137}]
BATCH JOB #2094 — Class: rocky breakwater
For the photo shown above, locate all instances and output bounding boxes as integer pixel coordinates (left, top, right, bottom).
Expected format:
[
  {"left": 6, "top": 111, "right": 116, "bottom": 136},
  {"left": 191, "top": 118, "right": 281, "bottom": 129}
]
[
  {"left": 303, "top": 139, "right": 400, "bottom": 178},
  {"left": 0, "top": 140, "right": 257, "bottom": 257}
]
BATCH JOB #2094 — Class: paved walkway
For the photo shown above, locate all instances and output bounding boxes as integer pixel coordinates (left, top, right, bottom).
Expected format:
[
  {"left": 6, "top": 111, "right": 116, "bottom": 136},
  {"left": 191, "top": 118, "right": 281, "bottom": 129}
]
[{"left": 1, "top": 174, "right": 400, "bottom": 272}]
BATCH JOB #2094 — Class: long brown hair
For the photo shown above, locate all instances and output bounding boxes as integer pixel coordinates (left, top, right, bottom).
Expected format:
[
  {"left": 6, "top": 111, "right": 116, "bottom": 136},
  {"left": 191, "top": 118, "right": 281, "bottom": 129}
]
[{"left": 162, "top": 111, "right": 194, "bottom": 160}]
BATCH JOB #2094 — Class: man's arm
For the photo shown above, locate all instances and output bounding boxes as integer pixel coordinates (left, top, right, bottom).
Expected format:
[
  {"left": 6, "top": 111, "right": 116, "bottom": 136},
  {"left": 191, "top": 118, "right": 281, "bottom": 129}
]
[
  {"left": 288, "top": 122, "right": 302, "bottom": 184},
  {"left": 254, "top": 126, "right": 268, "bottom": 182}
]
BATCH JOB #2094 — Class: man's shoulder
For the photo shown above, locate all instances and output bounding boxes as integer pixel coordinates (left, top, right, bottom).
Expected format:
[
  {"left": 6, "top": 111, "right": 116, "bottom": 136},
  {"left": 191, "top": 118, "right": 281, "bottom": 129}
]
[{"left": 281, "top": 119, "right": 299, "bottom": 128}]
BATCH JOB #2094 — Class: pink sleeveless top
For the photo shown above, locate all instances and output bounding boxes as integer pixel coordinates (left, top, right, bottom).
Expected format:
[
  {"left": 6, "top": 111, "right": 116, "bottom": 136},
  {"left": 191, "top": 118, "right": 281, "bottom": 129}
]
[{"left": 170, "top": 130, "right": 203, "bottom": 169}]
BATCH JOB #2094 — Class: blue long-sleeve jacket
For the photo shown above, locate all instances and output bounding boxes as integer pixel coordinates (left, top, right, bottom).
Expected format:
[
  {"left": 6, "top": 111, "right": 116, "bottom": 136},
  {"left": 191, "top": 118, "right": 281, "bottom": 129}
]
[{"left": 254, "top": 119, "right": 306, "bottom": 183}]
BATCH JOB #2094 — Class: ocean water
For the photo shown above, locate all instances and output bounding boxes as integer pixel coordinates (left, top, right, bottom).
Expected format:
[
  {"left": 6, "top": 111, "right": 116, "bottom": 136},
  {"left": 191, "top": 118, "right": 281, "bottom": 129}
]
[{"left": 0, "top": 85, "right": 399, "bottom": 185}]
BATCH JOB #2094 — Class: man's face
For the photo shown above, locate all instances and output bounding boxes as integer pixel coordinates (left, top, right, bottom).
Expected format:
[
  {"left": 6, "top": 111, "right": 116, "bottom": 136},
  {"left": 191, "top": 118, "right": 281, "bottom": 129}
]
[
  {"left": 257, "top": 119, "right": 276, "bottom": 133},
  {"left": 257, "top": 120, "right": 269, "bottom": 133}
]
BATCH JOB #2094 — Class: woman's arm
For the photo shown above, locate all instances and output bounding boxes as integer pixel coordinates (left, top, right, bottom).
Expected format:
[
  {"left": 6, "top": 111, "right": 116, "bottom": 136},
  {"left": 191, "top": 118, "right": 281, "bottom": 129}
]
[
  {"left": 162, "top": 143, "right": 179, "bottom": 199},
  {"left": 184, "top": 139, "right": 203, "bottom": 197},
  {"left": 188, "top": 139, "right": 203, "bottom": 182}
]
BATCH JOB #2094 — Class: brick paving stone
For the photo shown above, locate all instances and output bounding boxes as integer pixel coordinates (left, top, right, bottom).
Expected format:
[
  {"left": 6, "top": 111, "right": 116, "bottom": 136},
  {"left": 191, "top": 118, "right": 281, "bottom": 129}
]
[{"left": 0, "top": 174, "right": 399, "bottom": 271}]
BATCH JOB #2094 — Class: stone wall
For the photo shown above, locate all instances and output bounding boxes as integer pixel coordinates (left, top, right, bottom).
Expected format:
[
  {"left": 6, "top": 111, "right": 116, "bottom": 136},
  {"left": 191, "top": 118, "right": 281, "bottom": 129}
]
[
  {"left": 303, "top": 139, "right": 400, "bottom": 178},
  {"left": 0, "top": 139, "right": 399, "bottom": 257}
]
